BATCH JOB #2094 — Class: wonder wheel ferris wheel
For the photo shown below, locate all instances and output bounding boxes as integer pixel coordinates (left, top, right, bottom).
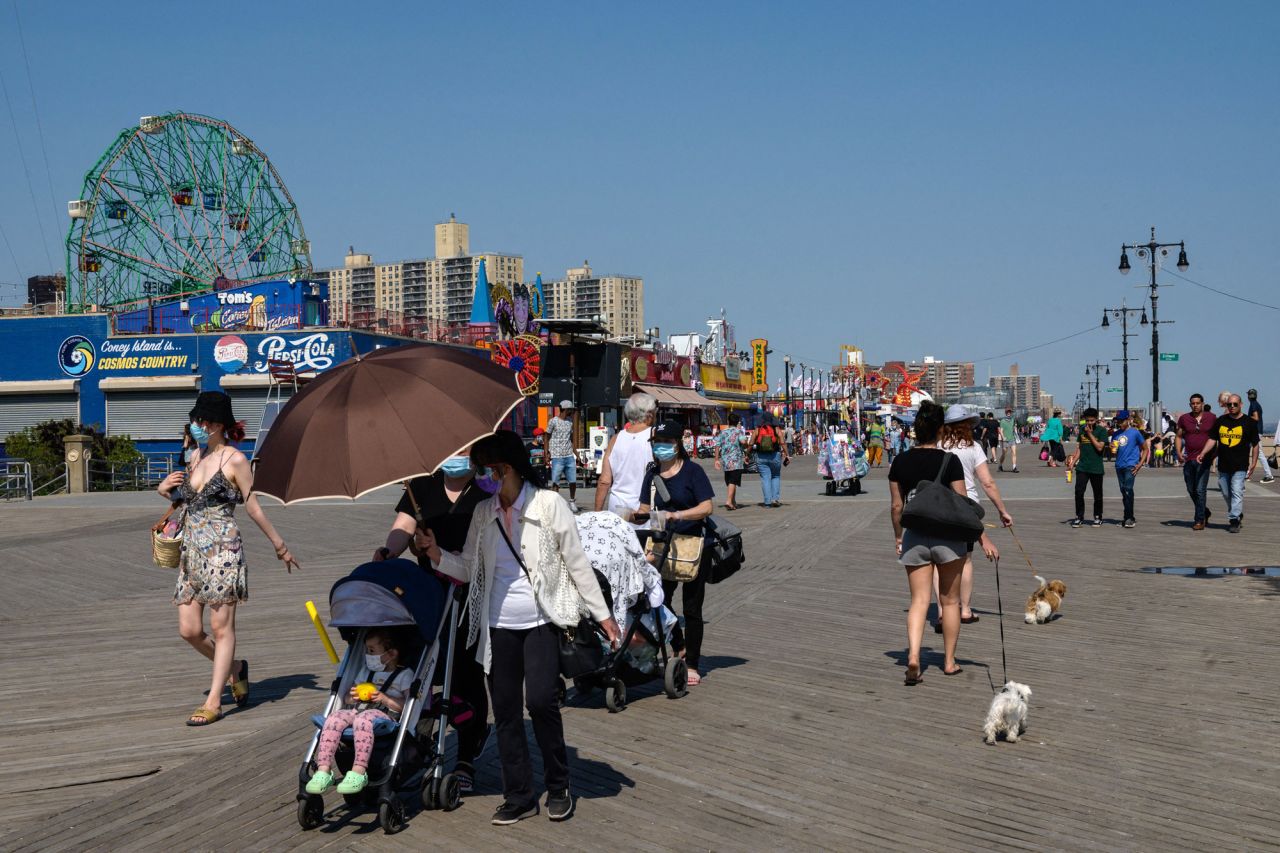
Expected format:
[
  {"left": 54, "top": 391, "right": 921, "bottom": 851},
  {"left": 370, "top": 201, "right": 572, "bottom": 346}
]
[{"left": 65, "top": 112, "right": 311, "bottom": 312}]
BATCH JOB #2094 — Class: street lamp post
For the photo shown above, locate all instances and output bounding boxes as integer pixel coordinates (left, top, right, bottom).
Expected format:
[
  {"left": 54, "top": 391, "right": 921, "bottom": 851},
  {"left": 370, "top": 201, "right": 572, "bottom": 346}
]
[
  {"left": 1118, "top": 227, "right": 1187, "bottom": 414},
  {"left": 783, "top": 355, "right": 792, "bottom": 428},
  {"left": 1084, "top": 361, "right": 1109, "bottom": 410},
  {"left": 1101, "top": 303, "right": 1145, "bottom": 411}
]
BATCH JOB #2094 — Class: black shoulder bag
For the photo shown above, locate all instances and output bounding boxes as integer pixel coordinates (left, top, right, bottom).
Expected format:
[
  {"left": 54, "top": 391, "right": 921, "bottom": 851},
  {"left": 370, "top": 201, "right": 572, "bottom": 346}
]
[
  {"left": 494, "top": 518, "right": 604, "bottom": 679},
  {"left": 900, "top": 451, "right": 985, "bottom": 542}
]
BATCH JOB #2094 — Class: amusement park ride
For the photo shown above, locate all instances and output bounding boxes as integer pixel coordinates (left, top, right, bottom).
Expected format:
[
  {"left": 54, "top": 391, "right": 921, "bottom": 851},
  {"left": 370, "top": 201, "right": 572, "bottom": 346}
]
[{"left": 65, "top": 112, "right": 312, "bottom": 312}]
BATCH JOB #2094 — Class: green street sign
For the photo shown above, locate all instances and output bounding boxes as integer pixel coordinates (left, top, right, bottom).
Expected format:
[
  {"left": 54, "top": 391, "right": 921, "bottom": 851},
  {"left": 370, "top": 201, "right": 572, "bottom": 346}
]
[
  {"left": 1106, "top": 387, "right": 1123, "bottom": 392},
  {"left": 1159, "top": 353, "right": 1179, "bottom": 362}
]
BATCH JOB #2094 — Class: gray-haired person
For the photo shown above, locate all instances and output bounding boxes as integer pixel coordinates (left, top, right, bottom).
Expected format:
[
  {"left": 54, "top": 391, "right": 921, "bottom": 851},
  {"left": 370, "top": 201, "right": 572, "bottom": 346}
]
[{"left": 594, "top": 392, "right": 656, "bottom": 526}]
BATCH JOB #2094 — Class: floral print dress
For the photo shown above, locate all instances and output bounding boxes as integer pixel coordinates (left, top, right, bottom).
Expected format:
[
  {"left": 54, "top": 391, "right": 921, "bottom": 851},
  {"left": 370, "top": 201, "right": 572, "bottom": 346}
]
[{"left": 173, "top": 468, "right": 248, "bottom": 605}]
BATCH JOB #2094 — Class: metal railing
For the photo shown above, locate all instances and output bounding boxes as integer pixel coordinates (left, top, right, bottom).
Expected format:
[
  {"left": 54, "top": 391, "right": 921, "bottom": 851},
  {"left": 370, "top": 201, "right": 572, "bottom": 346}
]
[
  {"left": 88, "top": 460, "right": 151, "bottom": 492},
  {"left": 33, "top": 463, "right": 67, "bottom": 497},
  {"left": 1, "top": 460, "right": 33, "bottom": 501}
]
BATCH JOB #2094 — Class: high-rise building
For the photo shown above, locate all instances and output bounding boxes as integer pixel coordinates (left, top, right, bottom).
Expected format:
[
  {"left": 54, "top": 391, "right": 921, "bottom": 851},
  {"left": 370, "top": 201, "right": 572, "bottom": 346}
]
[
  {"left": 543, "top": 261, "right": 644, "bottom": 339},
  {"left": 313, "top": 216, "right": 523, "bottom": 329},
  {"left": 989, "top": 363, "right": 1043, "bottom": 413},
  {"left": 27, "top": 274, "right": 65, "bottom": 307}
]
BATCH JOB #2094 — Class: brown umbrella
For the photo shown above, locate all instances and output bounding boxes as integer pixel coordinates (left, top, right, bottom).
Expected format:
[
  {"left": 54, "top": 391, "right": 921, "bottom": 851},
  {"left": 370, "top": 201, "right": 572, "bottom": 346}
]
[{"left": 252, "top": 343, "right": 523, "bottom": 504}]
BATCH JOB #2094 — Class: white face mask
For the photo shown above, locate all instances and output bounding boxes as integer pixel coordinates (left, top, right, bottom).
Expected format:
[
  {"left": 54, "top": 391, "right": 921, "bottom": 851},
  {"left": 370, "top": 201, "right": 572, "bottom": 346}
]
[{"left": 365, "top": 652, "right": 386, "bottom": 671}]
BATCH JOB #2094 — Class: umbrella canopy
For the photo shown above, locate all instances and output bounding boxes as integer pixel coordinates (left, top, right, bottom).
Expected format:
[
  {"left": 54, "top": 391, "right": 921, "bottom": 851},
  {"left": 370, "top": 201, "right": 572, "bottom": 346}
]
[{"left": 252, "top": 343, "right": 523, "bottom": 503}]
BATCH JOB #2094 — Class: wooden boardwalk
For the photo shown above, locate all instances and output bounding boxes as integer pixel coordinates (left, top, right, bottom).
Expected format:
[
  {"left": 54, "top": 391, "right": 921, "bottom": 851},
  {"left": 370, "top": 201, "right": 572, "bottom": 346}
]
[{"left": 2, "top": 458, "right": 1278, "bottom": 851}]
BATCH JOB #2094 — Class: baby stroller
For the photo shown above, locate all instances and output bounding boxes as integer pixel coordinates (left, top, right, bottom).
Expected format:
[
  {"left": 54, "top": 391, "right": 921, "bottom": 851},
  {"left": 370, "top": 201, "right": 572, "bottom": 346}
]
[
  {"left": 296, "top": 559, "right": 464, "bottom": 834},
  {"left": 820, "top": 432, "right": 867, "bottom": 496},
  {"left": 569, "top": 512, "right": 687, "bottom": 712}
]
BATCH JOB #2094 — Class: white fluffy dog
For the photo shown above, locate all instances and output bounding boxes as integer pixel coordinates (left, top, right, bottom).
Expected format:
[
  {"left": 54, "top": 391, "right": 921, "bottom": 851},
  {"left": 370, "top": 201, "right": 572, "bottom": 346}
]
[{"left": 982, "top": 681, "right": 1032, "bottom": 745}]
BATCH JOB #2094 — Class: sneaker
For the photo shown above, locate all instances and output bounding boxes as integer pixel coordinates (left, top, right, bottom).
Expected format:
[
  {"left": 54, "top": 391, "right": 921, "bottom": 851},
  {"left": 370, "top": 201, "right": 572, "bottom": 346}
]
[
  {"left": 1263, "top": 477, "right": 1275, "bottom": 484},
  {"left": 1092, "top": 517, "right": 1103, "bottom": 527},
  {"left": 1229, "top": 518, "right": 1241, "bottom": 532},
  {"left": 546, "top": 789, "right": 574, "bottom": 821},
  {"left": 492, "top": 800, "right": 539, "bottom": 825},
  {"left": 305, "top": 769, "right": 334, "bottom": 795},
  {"left": 998, "top": 465, "right": 1004, "bottom": 472},
  {"left": 336, "top": 770, "right": 368, "bottom": 795},
  {"left": 568, "top": 500, "right": 580, "bottom": 513},
  {"left": 1123, "top": 518, "right": 1136, "bottom": 529},
  {"left": 1070, "top": 518, "right": 1083, "bottom": 528},
  {"left": 1011, "top": 468, "right": 1020, "bottom": 473}
]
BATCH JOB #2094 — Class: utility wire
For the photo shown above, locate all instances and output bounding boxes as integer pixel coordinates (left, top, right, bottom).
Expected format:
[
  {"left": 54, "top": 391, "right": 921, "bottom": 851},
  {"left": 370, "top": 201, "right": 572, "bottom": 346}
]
[
  {"left": 0, "top": 64, "right": 55, "bottom": 272},
  {"left": 0, "top": 218, "right": 23, "bottom": 284},
  {"left": 1163, "top": 268, "right": 1280, "bottom": 312},
  {"left": 13, "top": 1, "right": 62, "bottom": 244},
  {"left": 972, "top": 324, "right": 1101, "bottom": 364}
]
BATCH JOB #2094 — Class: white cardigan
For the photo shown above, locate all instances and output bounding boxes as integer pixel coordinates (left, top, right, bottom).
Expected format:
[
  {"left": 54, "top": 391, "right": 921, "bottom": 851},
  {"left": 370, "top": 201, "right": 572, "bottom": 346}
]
[{"left": 433, "top": 485, "right": 611, "bottom": 674}]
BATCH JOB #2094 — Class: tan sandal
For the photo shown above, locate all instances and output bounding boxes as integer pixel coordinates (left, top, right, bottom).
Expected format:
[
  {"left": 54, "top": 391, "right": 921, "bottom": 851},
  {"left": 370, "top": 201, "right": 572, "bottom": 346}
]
[
  {"left": 230, "top": 660, "right": 250, "bottom": 708},
  {"left": 186, "top": 706, "right": 223, "bottom": 727}
]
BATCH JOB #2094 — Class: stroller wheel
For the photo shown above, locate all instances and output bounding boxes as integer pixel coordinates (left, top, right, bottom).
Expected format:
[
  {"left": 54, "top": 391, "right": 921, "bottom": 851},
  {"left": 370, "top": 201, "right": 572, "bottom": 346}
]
[
  {"left": 664, "top": 657, "right": 689, "bottom": 699},
  {"left": 439, "top": 772, "right": 462, "bottom": 812},
  {"left": 421, "top": 776, "right": 440, "bottom": 811},
  {"left": 378, "top": 798, "right": 406, "bottom": 834},
  {"left": 605, "top": 678, "right": 627, "bottom": 713},
  {"left": 296, "top": 795, "right": 324, "bottom": 831}
]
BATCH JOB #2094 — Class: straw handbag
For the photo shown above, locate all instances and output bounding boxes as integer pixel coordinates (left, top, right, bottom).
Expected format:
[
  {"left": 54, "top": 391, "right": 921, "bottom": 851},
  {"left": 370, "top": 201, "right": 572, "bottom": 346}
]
[
  {"left": 151, "top": 502, "right": 184, "bottom": 568},
  {"left": 644, "top": 475, "right": 704, "bottom": 583}
]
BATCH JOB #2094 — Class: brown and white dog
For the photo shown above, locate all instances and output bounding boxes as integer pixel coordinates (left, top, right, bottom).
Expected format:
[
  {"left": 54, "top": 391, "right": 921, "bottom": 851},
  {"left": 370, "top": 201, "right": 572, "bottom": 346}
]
[{"left": 1024, "top": 575, "right": 1067, "bottom": 624}]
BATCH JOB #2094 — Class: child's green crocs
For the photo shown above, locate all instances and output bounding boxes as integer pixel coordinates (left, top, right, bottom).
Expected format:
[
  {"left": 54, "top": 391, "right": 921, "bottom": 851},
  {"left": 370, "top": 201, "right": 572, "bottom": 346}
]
[
  {"left": 336, "top": 771, "right": 368, "bottom": 795},
  {"left": 305, "top": 770, "right": 334, "bottom": 795}
]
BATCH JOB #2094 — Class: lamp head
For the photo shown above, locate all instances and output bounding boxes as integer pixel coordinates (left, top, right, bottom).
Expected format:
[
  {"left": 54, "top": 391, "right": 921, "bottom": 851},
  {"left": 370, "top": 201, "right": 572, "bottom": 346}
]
[
  {"left": 1101, "top": 312, "right": 1110, "bottom": 328},
  {"left": 1140, "top": 309, "right": 1149, "bottom": 326},
  {"left": 1176, "top": 246, "right": 1189, "bottom": 271},
  {"left": 1119, "top": 250, "right": 1131, "bottom": 275}
]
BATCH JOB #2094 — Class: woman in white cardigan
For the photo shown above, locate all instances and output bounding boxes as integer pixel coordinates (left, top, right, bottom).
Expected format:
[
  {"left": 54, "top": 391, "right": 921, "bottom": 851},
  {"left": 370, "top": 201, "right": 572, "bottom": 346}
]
[{"left": 416, "top": 430, "right": 620, "bottom": 826}]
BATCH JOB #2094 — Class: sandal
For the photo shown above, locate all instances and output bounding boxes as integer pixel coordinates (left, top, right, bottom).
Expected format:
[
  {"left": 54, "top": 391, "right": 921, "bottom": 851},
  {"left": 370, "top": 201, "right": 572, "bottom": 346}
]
[
  {"left": 943, "top": 667, "right": 964, "bottom": 676},
  {"left": 455, "top": 762, "right": 475, "bottom": 794},
  {"left": 904, "top": 664, "right": 923, "bottom": 686},
  {"left": 336, "top": 771, "right": 368, "bottom": 795},
  {"left": 686, "top": 669, "right": 702, "bottom": 686},
  {"left": 186, "top": 706, "right": 223, "bottom": 726},
  {"left": 230, "top": 660, "right": 250, "bottom": 708},
  {"left": 961, "top": 615, "right": 980, "bottom": 624}
]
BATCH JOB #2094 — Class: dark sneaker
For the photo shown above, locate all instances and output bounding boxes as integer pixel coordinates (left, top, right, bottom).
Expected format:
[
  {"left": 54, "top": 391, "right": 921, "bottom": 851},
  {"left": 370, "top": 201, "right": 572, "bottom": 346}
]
[
  {"left": 1229, "top": 518, "right": 1241, "bottom": 532},
  {"left": 1011, "top": 467, "right": 1020, "bottom": 473},
  {"left": 1123, "top": 518, "right": 1136, "bottom": 529},
  {"left": 546, "top": 789, "right": 574, "bottom": 821},
  {"left": 1070, "top": 518, "right": 1083, "bottom": 528},
  {"left": 1092, "top": 517, "right": 1103, "bottom": 527},
  {"left": 492, "top": 800, "right": 538, "bottom": 825}
]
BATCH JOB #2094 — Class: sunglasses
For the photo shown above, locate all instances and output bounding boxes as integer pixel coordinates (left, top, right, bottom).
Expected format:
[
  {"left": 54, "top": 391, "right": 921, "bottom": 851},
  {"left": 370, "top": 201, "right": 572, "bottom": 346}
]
[{"left": 1226, "top": 402, "right": 1241, "bottom": 408}]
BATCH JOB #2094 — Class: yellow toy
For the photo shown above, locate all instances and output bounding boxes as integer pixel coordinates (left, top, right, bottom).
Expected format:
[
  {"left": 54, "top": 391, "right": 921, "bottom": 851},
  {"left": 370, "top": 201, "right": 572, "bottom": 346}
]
[{"left": 354, "top": 682, "right": 377, "bottom": 702}]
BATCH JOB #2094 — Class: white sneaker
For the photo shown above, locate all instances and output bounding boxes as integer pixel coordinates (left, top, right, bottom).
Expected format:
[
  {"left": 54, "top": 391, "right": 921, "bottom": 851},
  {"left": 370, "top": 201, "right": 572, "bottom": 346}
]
[{"left": 568, "top": 500, "right": 580, "bottom": 513}]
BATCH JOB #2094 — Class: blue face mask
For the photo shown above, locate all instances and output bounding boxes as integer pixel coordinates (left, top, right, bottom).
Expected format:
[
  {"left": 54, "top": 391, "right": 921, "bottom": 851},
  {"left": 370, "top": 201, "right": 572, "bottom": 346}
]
[
  {"left": 189, "top": 422, "right": 210, "bottom": 444},
  {"left": 652, "top": 443, "right": 679, "bottom": 462},
  {"left": 439, "top": 456, "right": 474, "bottom": 478}
]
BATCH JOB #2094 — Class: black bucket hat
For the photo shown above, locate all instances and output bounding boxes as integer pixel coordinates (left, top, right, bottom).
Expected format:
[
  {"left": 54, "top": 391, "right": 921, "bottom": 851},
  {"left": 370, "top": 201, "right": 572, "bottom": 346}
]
[{"left": 190, "top": 391, "right": 236, "bottom": 427}]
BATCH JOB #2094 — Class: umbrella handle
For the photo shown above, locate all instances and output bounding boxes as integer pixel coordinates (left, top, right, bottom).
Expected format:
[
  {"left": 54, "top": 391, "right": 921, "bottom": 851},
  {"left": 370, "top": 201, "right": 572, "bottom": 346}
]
[{"left": 305, "top": 600, "right": 340, "bottom": 665}]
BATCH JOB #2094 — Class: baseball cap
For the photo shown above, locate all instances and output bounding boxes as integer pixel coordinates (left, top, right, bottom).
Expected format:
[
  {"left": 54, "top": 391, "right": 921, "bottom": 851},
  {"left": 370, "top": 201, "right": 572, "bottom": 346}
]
[
  {"left": 944, "top": 404, "right": 978, "bottom": 424},
  {"left": 1248, "top": 388, "right": 1257, "bottom": 396},
  {"left": 558, "top": 399, "right": 575, "bottom": 410},
  {"left": 1116, "top": 409, "right": 1131, "bottom": 420},
  {"left": 652, "top": 420, "right": 683, "bottom": 442}
]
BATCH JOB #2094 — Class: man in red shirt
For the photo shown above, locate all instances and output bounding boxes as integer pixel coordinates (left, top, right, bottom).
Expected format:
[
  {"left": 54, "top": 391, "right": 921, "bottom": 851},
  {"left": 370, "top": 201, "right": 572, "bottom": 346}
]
[{"left": 1175, "top": 393, "right": 1217, "bottom": 530}]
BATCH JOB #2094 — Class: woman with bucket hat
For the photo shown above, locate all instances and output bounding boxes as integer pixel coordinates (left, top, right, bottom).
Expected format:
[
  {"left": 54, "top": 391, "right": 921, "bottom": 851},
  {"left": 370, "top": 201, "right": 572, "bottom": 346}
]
[{"left": 157, "top": 391, "right": 300, "bottom": 726}]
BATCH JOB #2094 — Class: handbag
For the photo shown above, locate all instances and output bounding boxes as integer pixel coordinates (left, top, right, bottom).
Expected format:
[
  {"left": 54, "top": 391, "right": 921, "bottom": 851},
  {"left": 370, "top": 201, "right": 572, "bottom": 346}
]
[
  {"left": 151, "top": 502, "right": 184, "bottom": 568},
  {"left": 704, "top": 516, "right": 744, "bottom": 584},
  {"left": 494, "top": 516, "right": 604, "bottom": 678},
  {"left": 900, "top": 451, "right": 985, "bottom": 543},
  {"left": 643, "top": 474, "right": 704, "bottom": 582}
]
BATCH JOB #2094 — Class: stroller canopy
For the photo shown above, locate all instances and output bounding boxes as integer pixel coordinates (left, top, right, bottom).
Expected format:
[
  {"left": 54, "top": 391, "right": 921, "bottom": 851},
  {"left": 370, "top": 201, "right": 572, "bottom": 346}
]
[{"left": 329, "top": 559, "right": 446, "bottom": 645}]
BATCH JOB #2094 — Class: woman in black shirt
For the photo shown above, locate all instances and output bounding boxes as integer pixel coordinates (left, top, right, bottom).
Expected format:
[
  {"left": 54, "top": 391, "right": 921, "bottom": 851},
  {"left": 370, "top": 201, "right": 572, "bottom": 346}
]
[
  {"left": 637, "top": 420, "right": 715, "bottom": 685},
  {"left": 888, "top": 402, "right": 985, "bottom": 685}
]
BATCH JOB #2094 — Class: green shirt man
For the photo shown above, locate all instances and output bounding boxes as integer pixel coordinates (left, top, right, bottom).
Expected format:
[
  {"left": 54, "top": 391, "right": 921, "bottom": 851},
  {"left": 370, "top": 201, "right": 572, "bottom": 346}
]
[{"left": 998, "top": 409, "right": 1019, "bottom": 472}]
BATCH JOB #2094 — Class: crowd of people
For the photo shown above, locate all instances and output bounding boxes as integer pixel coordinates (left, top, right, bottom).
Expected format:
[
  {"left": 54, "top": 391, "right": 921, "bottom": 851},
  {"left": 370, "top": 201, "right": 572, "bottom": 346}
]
[{"left": 157, "top": 383, "right": 1275, "bottom": 829}]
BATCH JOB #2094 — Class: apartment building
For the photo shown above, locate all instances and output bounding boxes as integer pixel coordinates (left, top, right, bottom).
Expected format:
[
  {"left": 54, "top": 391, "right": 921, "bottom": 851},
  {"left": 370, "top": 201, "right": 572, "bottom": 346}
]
[
  {"left": 313, "top": 216, "right": 523, "bottom": 327},
  {"left": 543, "top": 261, "right": 644, "bottom": 339},
  {"left": 989, "top": 363, "right": 1043, "bottom": 413}
]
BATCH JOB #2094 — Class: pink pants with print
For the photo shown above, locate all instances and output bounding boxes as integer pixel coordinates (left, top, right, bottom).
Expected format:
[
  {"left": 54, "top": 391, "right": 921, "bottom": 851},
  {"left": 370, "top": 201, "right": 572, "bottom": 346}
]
[{"left": 315, "top": 708, "right": 392, "bottom": 770}]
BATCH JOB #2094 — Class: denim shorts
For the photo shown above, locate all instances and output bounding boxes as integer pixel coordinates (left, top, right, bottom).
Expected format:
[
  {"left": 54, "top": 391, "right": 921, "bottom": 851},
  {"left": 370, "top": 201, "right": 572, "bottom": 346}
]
[
  {"left": 899, "top": 529, "right": 967, "bottom": 567},
  {"left": 550, "top": 456, "right": 576, "bottom": 485}
]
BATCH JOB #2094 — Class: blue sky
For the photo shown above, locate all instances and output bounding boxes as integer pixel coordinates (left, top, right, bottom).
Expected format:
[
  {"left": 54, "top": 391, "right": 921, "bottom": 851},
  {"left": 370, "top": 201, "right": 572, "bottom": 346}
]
[{"left": 2, "top": 1, "right": 1278, "bottom": 416}]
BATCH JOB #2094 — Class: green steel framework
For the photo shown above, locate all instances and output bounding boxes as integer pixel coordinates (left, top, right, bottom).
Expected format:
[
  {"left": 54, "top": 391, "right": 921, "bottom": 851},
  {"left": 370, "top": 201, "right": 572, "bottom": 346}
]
[{"left": 65, "top": 112, "right": 311, "bottom": 312}]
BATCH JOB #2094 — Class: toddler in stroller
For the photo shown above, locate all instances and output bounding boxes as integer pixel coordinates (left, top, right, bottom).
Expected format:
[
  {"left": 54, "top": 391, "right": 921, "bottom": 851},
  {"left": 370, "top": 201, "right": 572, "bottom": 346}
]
[
  {"left": 306, "top": 628, "right": 412, "bottom": 796},
  {"left": 297, "top": 559, "right": 466, "bottom": 834}
]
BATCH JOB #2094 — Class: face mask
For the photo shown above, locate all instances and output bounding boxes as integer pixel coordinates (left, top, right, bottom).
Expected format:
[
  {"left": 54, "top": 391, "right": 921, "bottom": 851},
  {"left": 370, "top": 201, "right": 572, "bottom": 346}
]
[
  {"left": 652, "top": 443, "right": 679, "bottom": 462},
  {"left": 365, "top": 652, "right": 388, "bottom": 672},
  {"left": 475, "top": 467, "right": 502, "bottom": 494},
  {"left": 439, "top": 456, "right": 474, "bottom": 478},
  {"left": 189, "top": 422, "right": 210, "bottom": 444}
]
